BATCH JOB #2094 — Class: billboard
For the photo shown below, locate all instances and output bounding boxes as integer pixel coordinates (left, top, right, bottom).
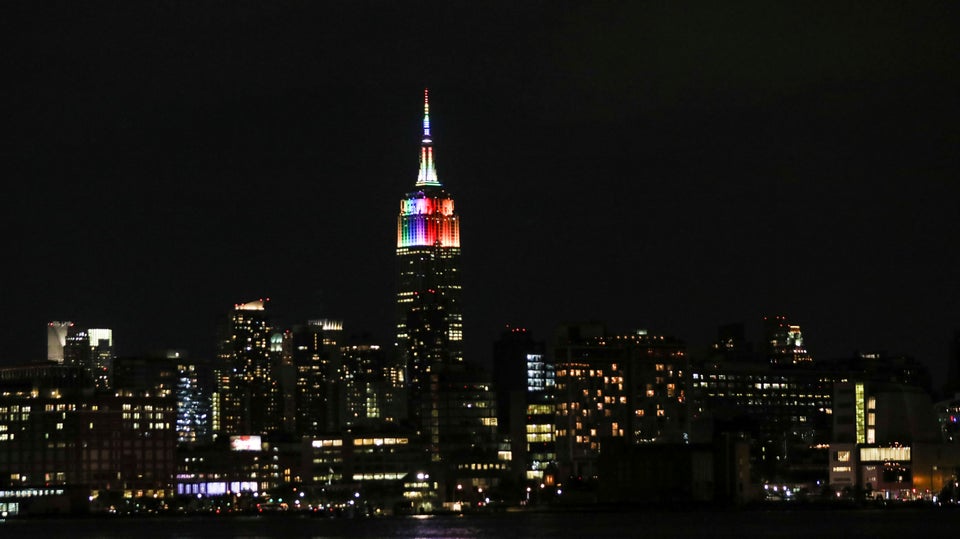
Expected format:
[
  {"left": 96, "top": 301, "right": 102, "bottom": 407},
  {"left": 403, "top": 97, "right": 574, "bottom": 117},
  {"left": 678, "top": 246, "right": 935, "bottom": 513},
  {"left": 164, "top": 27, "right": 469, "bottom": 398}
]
[{"left": 230, "top": 435, "right": 262, "bottom": 451}]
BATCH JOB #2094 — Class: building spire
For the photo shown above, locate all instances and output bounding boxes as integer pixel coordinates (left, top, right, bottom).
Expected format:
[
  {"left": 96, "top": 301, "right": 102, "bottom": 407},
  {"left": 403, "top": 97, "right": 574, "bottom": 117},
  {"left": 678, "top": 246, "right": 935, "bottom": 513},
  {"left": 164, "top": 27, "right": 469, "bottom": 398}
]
[
  {"left": 416, "top": 88, "right": 441, "bottom": 187},
  {"left": 422, "top": 88, "right": 431, "bottom": 141}
]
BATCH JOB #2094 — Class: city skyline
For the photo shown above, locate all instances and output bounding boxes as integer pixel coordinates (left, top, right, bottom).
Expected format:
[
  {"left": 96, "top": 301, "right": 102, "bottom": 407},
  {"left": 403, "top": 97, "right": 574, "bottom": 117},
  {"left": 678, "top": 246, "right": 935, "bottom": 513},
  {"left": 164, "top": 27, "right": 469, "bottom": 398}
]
[{"left": 5, "top": 3, "right": 958, "bottom": 383}]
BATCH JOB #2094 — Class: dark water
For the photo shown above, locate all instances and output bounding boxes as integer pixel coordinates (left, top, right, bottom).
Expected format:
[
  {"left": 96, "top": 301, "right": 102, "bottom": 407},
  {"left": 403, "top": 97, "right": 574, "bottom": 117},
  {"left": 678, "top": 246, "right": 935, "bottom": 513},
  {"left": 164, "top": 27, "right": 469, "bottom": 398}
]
[{"left": 1, "top": 508, "right": 956, "bottom": 538}]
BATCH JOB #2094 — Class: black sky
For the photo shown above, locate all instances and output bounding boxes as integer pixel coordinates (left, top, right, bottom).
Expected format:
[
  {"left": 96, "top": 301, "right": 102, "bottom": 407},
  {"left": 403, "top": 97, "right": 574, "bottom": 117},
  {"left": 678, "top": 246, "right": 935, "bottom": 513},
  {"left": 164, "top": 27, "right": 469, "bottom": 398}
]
[{"left": 3, "top": 2, "right": 958, "bottom": 383}]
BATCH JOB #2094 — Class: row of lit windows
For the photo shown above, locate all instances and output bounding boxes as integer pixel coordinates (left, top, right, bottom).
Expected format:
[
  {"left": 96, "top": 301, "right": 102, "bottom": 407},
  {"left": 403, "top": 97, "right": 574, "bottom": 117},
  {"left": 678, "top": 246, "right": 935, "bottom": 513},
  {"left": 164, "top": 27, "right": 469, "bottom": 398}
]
[
  {"left": 0, "top": 488, "right": 64, "bottom": 498},
  {"left": 119, "top": 422, "right": 170, "bottom": 430},
  {"left": 122, "top": 412, "right": 168, "bottom": 420},
  {"left": 120, "top": 404, "right": 166, "bottom": 412},
  {"left": 694, "top": 381, "right": 828, "bottom": 394},
  {"left": 694, "top": 389, "right": 830, "bottom": 402},
  {"left": 42, "top": 404, "right": 76, "bottom": 412},
  {"left": 527, "top": 404, "right": 554, "bottom": 415},
  {"left": 456, "top": 462, "right": 507, "bottom": 471},
  {"left": 352, "top": 472, "right": 407, "bottom": 481},
  {"left": 860, "top": 446, "right": 910, "bottom": 462}
]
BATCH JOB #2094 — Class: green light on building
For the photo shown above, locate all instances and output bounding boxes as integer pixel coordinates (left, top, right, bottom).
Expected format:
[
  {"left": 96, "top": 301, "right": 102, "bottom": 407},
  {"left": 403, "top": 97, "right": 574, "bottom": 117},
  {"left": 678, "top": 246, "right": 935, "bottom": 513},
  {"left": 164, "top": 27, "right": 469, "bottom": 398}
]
[{"left": 855, "top": 383, "right": 865, "bottom": 444}]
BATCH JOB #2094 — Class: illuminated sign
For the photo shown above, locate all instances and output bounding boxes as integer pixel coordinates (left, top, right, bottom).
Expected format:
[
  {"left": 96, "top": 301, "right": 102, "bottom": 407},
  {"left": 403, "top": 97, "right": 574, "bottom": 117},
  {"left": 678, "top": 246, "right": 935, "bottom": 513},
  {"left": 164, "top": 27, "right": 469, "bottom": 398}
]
[{"left": 230, "top": 435, "right": 262, "bottom": 451}]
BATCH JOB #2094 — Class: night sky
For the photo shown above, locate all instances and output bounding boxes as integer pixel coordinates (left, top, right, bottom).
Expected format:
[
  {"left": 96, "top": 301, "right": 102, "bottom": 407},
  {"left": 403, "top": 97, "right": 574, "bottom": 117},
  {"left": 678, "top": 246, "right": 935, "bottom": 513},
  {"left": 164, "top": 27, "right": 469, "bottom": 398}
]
[{"left": 4, "top": 3, "right": 958, "bottom": 384}]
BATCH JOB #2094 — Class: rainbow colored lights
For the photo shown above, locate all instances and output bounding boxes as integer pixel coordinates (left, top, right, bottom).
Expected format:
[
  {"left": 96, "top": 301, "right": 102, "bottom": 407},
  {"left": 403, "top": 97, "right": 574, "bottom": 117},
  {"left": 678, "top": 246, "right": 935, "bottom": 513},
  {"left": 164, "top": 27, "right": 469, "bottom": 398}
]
[
  {"left": 416, "top": 88, "right": 440, "bottom": 187},
  {"left": 400, "top": 193, "right": 454, "bottom": 216},
  {"left": 400, "top": 89, "right": 457, "bottom": 248},
  {"left": 397, "top": 192, "right": 460, "bottom": 248}
]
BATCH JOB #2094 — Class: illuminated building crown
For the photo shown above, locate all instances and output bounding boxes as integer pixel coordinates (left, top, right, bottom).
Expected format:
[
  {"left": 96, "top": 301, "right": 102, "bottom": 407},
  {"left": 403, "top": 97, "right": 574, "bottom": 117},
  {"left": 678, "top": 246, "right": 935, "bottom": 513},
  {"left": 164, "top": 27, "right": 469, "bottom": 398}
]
[{"left": 397, "top": 89, "right": 460, "bottom": 249}]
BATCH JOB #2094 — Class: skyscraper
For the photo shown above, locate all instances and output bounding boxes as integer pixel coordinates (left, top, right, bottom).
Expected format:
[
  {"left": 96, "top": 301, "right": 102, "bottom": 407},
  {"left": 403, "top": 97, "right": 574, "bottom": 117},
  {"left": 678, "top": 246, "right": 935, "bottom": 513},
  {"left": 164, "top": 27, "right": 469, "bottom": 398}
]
[
  {"left": 216, "top": 299, "right": 279, "bottom": 436},
  {"left": 763, "top": 315, "right": 813, "bottom": 365},
  {"left": 492, "top": 326, "right": 555, "bottom": 486},
  {"left": 396, "top": 89, "right": 464, "bottom": 445},
  {"left": 554, "top": 325, "right": 688, "bottom": 480},
  {"left": 62, "top": 325, "right": 115, "bottom": 390},
  {"left": 284, "top": 319, "right": 343, "bottom": 435},
  {"left": 87, "top": 328, "right": 115, "bottom": 389},
  {"left": 47, "top": 321, "right": 73, "bottom": 363}
]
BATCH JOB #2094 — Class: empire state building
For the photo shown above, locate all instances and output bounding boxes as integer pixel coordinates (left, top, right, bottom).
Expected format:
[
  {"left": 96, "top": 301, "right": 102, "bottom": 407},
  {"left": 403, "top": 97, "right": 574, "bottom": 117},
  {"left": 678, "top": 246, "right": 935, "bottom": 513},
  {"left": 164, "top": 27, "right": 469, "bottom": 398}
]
[{"left": 396, "top": 89, "right": 464, "bottom": 443}]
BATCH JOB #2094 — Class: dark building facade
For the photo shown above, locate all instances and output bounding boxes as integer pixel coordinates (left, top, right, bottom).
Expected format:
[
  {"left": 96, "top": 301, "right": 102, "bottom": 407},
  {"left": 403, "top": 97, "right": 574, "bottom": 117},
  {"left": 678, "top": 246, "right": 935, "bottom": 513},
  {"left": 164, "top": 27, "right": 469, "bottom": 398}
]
[
  {"left": 492, "top": 326, "right": 554, "bottom": 487},
  {"left": 341, "top": 336, "right": 405, "bottom": 429},
  {"left": 283, "top": 319, "right": 343, "bottom": 435},
  {"left": 554, "top": 324, "right": 689, "bottom": 480},
  {"left": 762, "top": 315, "right": 812, "bottom": 366},
  {"left": 689, "top": 356, "right": 834, "bottom": 484},
  {"left": 216, "top": 299, "right": 280, "bottom": 437},
  {"left": 62, "top": 326, "right": 115, "bottom": 390},
  {"left": 0, "top": 392, "right": 177, "bottom": 499}
]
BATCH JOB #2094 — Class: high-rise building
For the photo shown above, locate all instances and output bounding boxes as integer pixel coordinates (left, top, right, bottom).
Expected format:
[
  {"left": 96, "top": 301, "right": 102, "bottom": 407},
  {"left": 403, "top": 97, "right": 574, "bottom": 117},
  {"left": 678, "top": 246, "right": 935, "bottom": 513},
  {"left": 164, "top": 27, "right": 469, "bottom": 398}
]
[
  {"left": 284, "top": 319, "right": 343, "bottom": 435},
  {"left": 391, "top": 91, "right": 507, "bottom": 501},
  {"left": 340, "top": 335, "right": 406, "bottom": 428},
  {"left": 216, "top": 299, "right": 280, "bottom": 437},
  {"left": 689, "top": 353, "right": 834, "bottom": 484},
  {"left": 554, "top": 324, "right": 688, "bottom": 480},
  {"left": 62, "top": 326, "right": 115, "bottom": 390},
  {"left": 90, "top": 349, "right": 212, "bottom": 445},
  {"left": 170, "top": 351, "right": 214, "bottom": 445},
  {"left": 0, "top": 365, "right": 177, "bottom": 500},
  {"left": 492, "top": 326, "right": 555, "bottom": 486},
  {"left": 763, "top": 315, "right": 812, "bottom": 366},
  {"left": 46, "top": 321, "right": 73, "bottom": 363},
  {"left": 395, "top": 89, "right": 463, "bottom": 446},
  {"left": 433, "top": 369, "right": 506, "bottom": 496}
]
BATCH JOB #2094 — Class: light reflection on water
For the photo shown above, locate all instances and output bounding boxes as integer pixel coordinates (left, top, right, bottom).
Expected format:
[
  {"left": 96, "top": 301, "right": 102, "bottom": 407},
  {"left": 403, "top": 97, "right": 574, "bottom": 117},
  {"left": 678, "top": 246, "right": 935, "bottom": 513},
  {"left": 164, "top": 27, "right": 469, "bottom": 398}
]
[{"left": 2, "top": 509, "right": 958, "bottom": 538}]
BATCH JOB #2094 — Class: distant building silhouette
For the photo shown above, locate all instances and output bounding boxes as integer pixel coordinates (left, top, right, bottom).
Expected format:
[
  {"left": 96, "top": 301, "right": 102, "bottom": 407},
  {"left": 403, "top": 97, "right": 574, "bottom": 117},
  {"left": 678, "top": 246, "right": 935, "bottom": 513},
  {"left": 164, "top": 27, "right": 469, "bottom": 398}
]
[
  {"left": 61, "top": 325, "right": 115, "bottom": 390},
  {"left": 762, "top": 315, "right": 812, "bottom": 366},
  {"left": 340, "top": 334, "right": 405, "bottom": 429},
  {"left": 46, "top": 321, "right": 72, "bottom": 363},
  {"left": 283, "top": 319, "right": 343, "bottom": 435}
]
